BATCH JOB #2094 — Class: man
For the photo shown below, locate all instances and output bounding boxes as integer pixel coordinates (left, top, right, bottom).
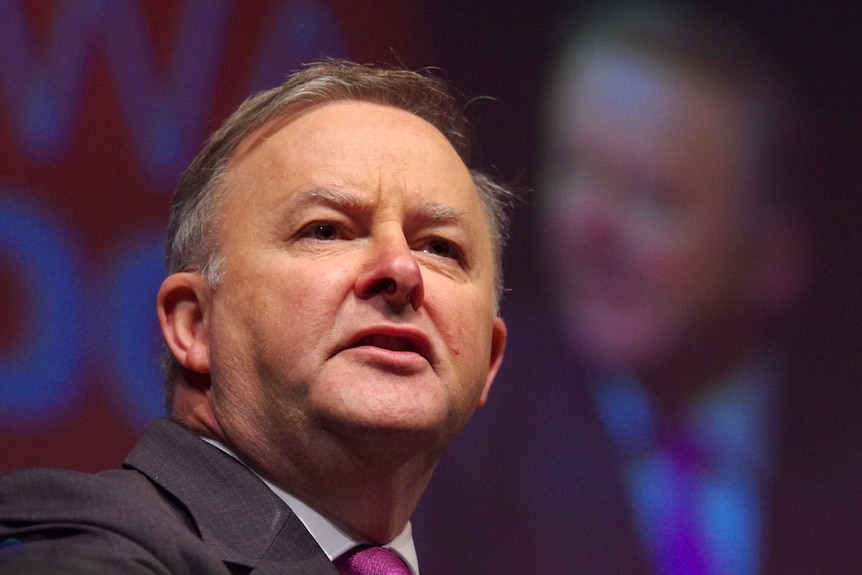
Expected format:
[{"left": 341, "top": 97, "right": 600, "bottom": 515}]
[
  {"left": 415, "top": 3, "right": 861, "bottom": 574},
  {"left": 0, "top": 60, "right": 510, "bottom": 574},
  {"left": 531, "top": 6, "right": 804, "bottom": 572}
]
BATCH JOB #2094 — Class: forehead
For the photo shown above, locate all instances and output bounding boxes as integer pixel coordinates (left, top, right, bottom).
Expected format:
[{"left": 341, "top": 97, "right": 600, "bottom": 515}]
[
  {"left": 221, "top": 100, "right": 484, "bottom": 225},
  {"left": 547, "top": 44, "right": 752, "bottom": 176}
]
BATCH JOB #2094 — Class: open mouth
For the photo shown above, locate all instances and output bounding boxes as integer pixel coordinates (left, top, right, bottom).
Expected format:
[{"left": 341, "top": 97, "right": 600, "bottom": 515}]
[
  {"left": 342, "top": 326, "right": 433, "bottom": 364},
  {"left": 355, "top": 334, "right": 419, "bottom": 353}
]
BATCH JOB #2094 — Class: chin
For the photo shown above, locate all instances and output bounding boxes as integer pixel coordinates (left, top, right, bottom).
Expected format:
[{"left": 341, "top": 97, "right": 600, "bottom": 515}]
[
  {"left": 357, "top": 404, "right": 451, "bottom": 433},
  {"left": 324, "top": 410, "right": 454, "bottom": 467},
  {"left": 319, "top": 389, "right": 449, "bottom": 431}
]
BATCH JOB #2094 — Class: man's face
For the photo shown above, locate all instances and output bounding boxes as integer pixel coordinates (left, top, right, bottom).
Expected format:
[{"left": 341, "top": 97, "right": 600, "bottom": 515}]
[
  {"left": 200, "top": 101, "right": 505, "bottom": 468},
  {"left": 540, "top": 45, "right": 761, "bottom": 371}
]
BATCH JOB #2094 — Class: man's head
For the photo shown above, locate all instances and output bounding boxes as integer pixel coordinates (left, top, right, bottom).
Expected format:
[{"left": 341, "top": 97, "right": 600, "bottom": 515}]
[
  {"left": 164, "top": 61, "right": 511, "bottom": 326},
  {"left": 161, "top": 60, "right": 512, "bottom": 394},
  {"left": 538, "top": 3, "right": 806, "bottom": 379},
  {"left": 155, "top": 61, "right": 509, "bottom": 537}
]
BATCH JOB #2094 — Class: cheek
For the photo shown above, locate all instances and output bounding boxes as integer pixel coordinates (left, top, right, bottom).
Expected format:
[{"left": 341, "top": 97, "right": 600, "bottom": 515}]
[
  {"left": 434, "top": 309, "right": 465, "bottom": 358},
  {"left": 449, "top": 323, "right": 465, "bottom": 357},
  {"left": 211, "top": 264, "right": 326, "bottom": 364},
  {"left": 432, "top": 290, "right": 495, "bottom": 372},
  {"left": 638, "top": 230, "right": 740, "bottom": 321},
  {"left": 638, "top": 244, "right": 694, "bottom": 286},
  {"left": 628, "top": 221, "right": 707, "bottom": 281}
]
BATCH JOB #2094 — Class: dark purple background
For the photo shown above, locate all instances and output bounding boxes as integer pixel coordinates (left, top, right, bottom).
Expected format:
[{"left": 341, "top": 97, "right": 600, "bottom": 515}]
[{"left": 1, "top": 0, "right": 860, "bottom": 566}]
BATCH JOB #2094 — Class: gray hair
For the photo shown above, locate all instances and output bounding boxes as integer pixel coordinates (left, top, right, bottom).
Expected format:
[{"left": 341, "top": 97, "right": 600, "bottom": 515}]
[{"left": 162, "top": 59, "right": 513, "bottom": 391}]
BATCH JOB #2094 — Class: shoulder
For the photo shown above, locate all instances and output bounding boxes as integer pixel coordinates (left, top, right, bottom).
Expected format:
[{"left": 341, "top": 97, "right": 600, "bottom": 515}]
[
  {"left": 4, "top": 465, "right": 159, "bottom": 499},
  {"left": 1, "top": 466, "right": 187, "bottom": 526},
  {"left": 0, "top": 466, "right": 224, "bottom": 574}
]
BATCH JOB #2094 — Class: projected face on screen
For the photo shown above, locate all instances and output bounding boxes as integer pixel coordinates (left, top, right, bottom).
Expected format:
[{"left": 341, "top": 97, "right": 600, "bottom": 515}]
[{"left": 539, "top": 43, "right": 782, "bottom": 375}]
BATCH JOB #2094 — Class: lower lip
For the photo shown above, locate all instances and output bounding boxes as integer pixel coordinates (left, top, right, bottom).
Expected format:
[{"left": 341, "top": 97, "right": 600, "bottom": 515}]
[{"left": 342, "top": 346, "right": 429, "bottom": 372}]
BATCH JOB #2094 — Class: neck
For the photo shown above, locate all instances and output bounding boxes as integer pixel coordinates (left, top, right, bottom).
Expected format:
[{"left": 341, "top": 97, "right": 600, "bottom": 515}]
[
  {"left": 242, "top": 427, "right": 440, "bottom": 544},
  {"left": 172, "top": 382, "right": 444, "bottom": 543},
  {"left": 312, "top": 464, "right": 433, "bottom": 543}
]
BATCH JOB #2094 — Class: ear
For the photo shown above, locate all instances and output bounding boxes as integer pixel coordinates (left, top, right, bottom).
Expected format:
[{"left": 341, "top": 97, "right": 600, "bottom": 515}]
[
  {"left": 157, "top": 272, "right": 212, "bottom": 375},
  {"left": 477, "top": 316, "right": 507, "bottom": 408},
  {"left": 748, "top": 208, "right": 809, "bottom": 314}
]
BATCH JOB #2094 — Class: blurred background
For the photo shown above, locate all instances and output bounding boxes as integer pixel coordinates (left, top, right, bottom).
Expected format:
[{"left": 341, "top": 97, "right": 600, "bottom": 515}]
[{"left": 1, "top": 1, "right": 861, "bottom": 573}]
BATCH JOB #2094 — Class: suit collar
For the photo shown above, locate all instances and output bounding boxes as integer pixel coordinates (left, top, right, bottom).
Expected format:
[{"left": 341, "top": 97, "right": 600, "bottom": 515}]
[{"left": 124, "top": 418, "right": 337, "bottom": 574}]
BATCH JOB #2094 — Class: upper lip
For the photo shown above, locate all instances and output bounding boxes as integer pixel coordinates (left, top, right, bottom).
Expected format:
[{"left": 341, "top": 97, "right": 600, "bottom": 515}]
[{"left": 341, "top": 325, "right": 434, "bottom": 362}]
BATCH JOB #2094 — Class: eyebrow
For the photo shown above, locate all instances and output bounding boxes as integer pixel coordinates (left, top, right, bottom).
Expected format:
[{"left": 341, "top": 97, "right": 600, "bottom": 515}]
[
  {"left": 295, "top": 188, "right": 469, "bottom": 228},
  {"left": 299, "top": 188, "right": 367, "bottom": 211}
]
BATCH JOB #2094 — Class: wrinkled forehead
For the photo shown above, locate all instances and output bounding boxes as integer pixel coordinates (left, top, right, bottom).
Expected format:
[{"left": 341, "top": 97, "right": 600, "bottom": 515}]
[{"left": 220, "top": 101, "right": 483, "bottom": 223}]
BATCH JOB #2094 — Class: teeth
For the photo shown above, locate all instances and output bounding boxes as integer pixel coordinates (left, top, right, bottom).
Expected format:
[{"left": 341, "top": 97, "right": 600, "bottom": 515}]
[{"left": 361, "top": 335, "right": 414, "bottom": 352}]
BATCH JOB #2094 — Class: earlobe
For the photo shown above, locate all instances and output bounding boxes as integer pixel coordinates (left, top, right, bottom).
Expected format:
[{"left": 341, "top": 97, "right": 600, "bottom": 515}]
[
  {"left": 477, "top": 316, "right": 507, "bottom": 407},
  {"left": 157, "top": 273, "right": 212, "bottom": 375}
]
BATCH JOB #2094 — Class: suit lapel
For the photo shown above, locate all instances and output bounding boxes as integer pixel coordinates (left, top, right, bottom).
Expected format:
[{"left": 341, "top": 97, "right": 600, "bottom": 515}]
[
  {"left": 253, "top": 512, "right": 340, "bottom": 575},
  {"left": 124, "top": 419, "right": 337, "bottom": 575}
]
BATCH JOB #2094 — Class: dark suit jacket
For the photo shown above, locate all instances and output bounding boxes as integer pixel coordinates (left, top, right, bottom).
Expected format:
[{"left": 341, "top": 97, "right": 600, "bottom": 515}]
[
  {"left": 0, "top": 418, "right": 337, "bottom": 575},
  {"left": 412, "top": 306, "right": 862, "bottom": 574}
]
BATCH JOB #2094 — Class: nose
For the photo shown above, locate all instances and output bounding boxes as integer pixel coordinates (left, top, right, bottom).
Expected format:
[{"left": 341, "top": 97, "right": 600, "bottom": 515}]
[
  {"left": 354, "top": 233, "right": 425, "bottom": 311},
  {"left": 559, "top": 189, "right": 621, "bottom": 251}
]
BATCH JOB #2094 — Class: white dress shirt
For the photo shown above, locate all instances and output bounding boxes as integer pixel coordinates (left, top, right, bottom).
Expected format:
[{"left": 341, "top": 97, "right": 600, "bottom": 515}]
[
  {"left": 592, "top": 354, "right": 782, "bottom": 575},
  {"left": 200, "top": 437, "right": 420, "bottom": 574}
]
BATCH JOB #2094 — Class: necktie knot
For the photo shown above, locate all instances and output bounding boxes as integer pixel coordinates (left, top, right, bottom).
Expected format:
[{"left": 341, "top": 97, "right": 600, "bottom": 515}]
[{"left": 333, "top": 545, "right": 411, "bottom": 575}]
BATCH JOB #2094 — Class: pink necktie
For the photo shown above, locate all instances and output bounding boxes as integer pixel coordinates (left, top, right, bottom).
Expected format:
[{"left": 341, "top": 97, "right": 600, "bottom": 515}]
[{"left": 333, "top": 545, "right": 411, "bottom": 575}]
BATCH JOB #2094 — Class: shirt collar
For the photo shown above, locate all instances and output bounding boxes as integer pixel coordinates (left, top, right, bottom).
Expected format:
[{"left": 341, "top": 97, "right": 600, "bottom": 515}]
[
  {"left": 592, "top": 353, "right": 782, "bottom": 477},
  {"left": 200, "top": 437, "right": 420, "bottom": 574}
]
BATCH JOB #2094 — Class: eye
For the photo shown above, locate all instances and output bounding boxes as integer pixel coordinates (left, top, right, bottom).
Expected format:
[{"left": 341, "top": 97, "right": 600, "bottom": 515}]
[
  {"left": 423, "top": 238, "right": 462, "bottom": 261},
  {"left": 300, "top": 222, "right": 342, "bottom": 241}
]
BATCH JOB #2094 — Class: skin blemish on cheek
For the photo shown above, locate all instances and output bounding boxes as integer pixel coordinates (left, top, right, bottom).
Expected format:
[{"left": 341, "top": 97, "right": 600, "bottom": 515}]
[{"left": 449, "top": 325, "right": 466, "bottom": 356}]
